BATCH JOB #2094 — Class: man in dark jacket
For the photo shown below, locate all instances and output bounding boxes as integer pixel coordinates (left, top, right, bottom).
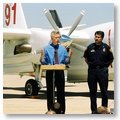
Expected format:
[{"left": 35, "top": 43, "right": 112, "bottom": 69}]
[{"left": 83, "top": 31, "right": 114, "bottom": 114}]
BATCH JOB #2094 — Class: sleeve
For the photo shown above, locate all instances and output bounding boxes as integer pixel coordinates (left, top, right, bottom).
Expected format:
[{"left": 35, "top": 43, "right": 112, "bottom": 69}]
[
  {"left": 64, "top": 48, "right": 70, "bottom": 64},
  {"left": 83, "top": 47, "right": 90, "bottom": 65},
  {"left": 83, "top": 48, "right": 88, "bottom": 59},
  {"left": 105, "top": 47, "right": 114, "bottom": 67},
  {"left": 59, "top": 46, "right": 70, "bottom": 64}
]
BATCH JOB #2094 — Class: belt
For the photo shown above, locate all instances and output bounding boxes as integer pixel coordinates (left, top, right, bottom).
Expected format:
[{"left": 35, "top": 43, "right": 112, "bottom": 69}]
[{"left": 89, "top": 65, "right": 105, "bottom": 69}]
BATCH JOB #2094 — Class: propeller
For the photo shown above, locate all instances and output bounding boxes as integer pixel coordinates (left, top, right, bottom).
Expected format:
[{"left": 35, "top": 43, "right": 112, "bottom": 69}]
[
  {"left": 68, "top": 10, "right": 85, "bottom": 36},
  {"left": 44, "top": 9, "right": 85, "bottom": 47},
  {"left": 44, "top": 9, "right": 59, "bottom": 31}
]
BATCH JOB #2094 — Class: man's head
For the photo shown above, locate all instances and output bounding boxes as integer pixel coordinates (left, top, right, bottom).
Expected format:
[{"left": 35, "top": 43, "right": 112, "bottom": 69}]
[
  {"left": 94, "top": 31, "right": 104, "bottom": 45},
  {"left": 51, "top": 31, "right": 61, "bottom": 45}
]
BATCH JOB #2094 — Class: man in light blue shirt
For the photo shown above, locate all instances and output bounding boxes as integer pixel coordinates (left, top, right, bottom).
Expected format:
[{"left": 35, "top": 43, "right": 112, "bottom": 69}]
[{"left": 40, "top": 31, "right": 72, "bottom": 114}]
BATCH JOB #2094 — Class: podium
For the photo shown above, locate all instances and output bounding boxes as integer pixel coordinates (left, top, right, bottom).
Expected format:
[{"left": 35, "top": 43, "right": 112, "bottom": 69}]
[
  {"left": 40, "top": 64, "right": 66, "bottom": 104},
  {"left": 39, "top": 64, "right": 66, "bottom": 80},
  {"left": 41, "top": 64, "right": 66, "bottom": 70}
]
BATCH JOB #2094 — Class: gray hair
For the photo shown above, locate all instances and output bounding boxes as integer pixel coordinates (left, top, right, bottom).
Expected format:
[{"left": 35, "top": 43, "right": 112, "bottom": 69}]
[{"left": 51, "top": 30, "right": 60, "bottom": 39}]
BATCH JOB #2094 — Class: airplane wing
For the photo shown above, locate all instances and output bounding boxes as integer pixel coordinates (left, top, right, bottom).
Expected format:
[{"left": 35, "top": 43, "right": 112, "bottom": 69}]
[{"left": 3, "top": 28, "right": 31, "bottom": 40}]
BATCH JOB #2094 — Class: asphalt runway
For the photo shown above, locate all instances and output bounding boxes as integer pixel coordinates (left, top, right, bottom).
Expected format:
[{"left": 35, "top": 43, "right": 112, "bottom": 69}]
[{"left": 3, "top": 75, "right": 114, "bottom": 114}]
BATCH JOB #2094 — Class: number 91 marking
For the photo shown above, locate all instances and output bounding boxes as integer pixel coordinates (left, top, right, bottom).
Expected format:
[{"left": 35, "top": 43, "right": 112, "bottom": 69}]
[{"left": 5, "top": 3, "right": 16, "bottom": 26}]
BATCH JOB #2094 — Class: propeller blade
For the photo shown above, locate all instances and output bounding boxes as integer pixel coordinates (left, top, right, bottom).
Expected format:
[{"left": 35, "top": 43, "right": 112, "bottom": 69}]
[
  {"left": 68, "top": 10, "right": 85, "bottom": 36},
  {"left": 44, "top": 9, "right": 59, "bottom": 31},
  {"left": 71, "top": 42, "right": 86, "bottom": 52},
  {"left": 61, "top": 41, "right": 73, "bottom": 48}
]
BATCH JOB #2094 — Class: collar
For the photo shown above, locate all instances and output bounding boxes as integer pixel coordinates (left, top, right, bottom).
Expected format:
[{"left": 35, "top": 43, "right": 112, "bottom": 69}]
[{"left": 50, "top": 43, "right": 59, "bottom": 49}]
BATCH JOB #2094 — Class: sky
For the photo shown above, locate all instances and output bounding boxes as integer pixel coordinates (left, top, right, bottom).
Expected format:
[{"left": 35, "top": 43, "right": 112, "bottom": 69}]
[{"left": 22, "top": 3, "right": 114, "bottom": 29}]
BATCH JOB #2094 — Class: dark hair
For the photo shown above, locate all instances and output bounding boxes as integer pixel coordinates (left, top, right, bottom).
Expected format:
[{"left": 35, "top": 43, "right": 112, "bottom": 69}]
[{"left": 95, "top": 31, "right": 104, "bottom": 39}]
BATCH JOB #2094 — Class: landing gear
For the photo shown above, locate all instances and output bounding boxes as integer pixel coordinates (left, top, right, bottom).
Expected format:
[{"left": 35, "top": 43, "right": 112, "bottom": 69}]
[
  {"left": 25, "top": 64, "right": 43, "bottom": 96},
  {"left": 25, "top": 79, "right": 39, "bottom": 96}
]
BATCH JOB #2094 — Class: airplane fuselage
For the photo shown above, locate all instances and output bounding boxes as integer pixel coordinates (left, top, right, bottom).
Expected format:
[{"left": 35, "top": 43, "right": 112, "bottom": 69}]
[{"left": 3, "top": 22, "right": 114, "bottom": 82}]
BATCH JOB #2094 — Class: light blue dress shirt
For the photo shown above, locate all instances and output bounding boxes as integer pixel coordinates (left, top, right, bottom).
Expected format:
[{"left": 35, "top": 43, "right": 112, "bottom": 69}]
[{"left": 42, "top": 43, "right": 69, "bottom": 65}]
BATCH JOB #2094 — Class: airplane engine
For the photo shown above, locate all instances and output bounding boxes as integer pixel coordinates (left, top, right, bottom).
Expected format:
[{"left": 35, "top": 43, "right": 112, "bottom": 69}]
[{"left": 14, "top": 43, "right": 32, "bottom": 55}]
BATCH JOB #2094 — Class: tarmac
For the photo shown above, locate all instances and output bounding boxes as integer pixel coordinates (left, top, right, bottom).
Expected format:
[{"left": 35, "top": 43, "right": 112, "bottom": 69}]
[{"left": 3, "top": 75, "right": 114, "bottom": 114}]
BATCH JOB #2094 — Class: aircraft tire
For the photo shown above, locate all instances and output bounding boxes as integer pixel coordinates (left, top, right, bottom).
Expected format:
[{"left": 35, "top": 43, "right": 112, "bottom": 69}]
[{"left": 25, "top": 79, "right": 39, "bottom": 96}]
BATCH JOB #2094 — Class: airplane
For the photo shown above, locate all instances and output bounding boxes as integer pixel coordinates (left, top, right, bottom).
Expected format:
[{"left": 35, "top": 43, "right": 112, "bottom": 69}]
[{"left": 3, "top": 3, "right": 114, "bottom": 96}]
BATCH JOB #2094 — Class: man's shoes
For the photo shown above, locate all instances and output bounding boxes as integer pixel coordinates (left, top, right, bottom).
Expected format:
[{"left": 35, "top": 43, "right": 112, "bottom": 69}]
[
  {"left": 97, "top": 106, "right": 110, "bottom": 114},
  {"left": 45, "top": 110, "right": 56, "bottom": 114}
]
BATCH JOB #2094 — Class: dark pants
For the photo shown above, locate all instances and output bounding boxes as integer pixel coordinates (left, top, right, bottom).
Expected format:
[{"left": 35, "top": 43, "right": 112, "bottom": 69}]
[
  {"left": 88, "top": 67, "right": 108, "bottom": 113},
  {"left": 46, "top": 70, "right": 65, "bottom": 113}
]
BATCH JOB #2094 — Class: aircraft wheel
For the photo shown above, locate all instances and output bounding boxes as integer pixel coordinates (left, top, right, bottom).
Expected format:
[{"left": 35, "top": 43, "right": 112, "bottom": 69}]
[{"left": 25, "top": 79, "right": 39, "bottom": 96}]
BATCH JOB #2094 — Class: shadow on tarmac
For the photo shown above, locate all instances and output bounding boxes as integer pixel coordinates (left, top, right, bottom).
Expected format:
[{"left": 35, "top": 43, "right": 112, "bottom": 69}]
[{"left": 3, "top": 86, "right": 114, "bottom": 100}]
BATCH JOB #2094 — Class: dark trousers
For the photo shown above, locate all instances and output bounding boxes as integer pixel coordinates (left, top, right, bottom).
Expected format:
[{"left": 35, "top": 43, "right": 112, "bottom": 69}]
[
  {"left": 46, "top": 70, "right": 65, "bottom": 113},
  {"left": 88, "top": 67, "right": 108, "bottom": 112}
]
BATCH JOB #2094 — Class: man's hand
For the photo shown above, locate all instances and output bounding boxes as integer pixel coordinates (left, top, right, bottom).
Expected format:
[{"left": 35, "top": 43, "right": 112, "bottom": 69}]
[
  {"left": 65, "top": 48, "right": 73, "bottom": 64},
  {"left": 40, "top": 49, "right": 44, "bottom": 62},
  {"left": 68, "top": 48, "right": 73, "bottom": 58}
]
